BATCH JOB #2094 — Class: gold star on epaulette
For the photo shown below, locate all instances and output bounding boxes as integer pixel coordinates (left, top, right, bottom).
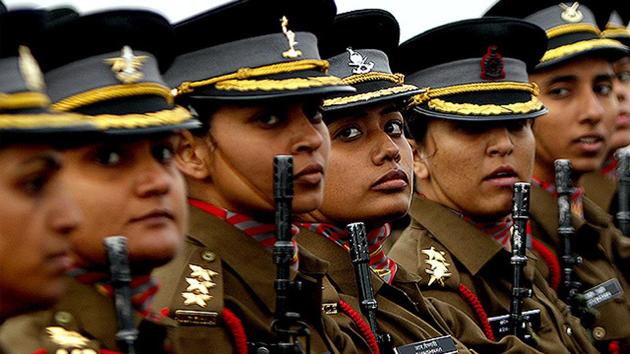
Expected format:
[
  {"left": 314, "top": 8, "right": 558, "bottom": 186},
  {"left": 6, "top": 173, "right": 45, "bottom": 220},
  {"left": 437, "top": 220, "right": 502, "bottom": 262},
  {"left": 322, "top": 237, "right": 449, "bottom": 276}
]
[
  {"left": 18, "top": 46, "right": 45, "bottom": 91},
  {"left": 422, "top": 246, "right": 447, "bottom": 263},
  {"left": 189, "top": 264, "right": 218, "bottom": 281},
  {"left": 104, "top": 46, "right": 147, "bottom": 84},
  {"left": 422, "top": 247, "right": 452, "bottom": 287},
  {"left": 280, "top": 16, "right": 302, "bottom": 59},
  {"left": 182, "top": 264, "right": 218, "bottom": 308},
  {"left": 182, "top": 292, "right": 212, "bottom": 307},
  {"left": 186, "top": 277, "right": 215, "bottom": 294},
  {"left": 46, "top": 326, "right": 90, "bottom": 347},
  {"left": 560, "top": 2, "right": 583, "bottom": 23}
]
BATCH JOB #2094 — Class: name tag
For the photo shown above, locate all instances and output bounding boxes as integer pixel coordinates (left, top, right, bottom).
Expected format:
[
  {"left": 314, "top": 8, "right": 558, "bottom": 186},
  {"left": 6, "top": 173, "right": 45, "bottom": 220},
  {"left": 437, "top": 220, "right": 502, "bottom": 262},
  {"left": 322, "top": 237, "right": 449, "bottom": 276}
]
[
  {"left": 583, "top": 278, "right": 624, "bottom": 308},
  {"left": 393, "top": 335, "right": 457, "bottom": 354},
  {"left": 487, "top": 309, "right": 541, "bottom": 340}
]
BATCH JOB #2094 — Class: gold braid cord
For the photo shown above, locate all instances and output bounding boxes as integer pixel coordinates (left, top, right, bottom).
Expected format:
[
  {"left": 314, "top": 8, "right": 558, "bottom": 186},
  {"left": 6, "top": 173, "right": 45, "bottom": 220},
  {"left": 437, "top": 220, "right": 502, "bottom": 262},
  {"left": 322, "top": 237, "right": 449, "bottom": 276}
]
[
  {"left": 324, "top": 84, "right": 418, "bottom": 107},
  {"left": 215, "top": 76, "right": 343, "bottom": 92},
  {"left": 540, "top": 38, "right": 626, "bottom": 63},
  {"left": 0, "top": 92, "right": 50, "bottom": 110},
  {"left": 342, "top": 72, "right": 405, "bottom": 86},
  {"left": 602, "top": 27, "right": 630, "bottom": 39},
  {"left": 411, "top": 82, "right": 539, "bottom": 105},
  {"left": 86, "top": 105, "right": 191, "bottom": 130},
  {"left": 52, "top": 83, "right": 174, "bottom": 112},
  {"left": 428, "top": 96, "right": 544, "bottom": 116},
  {"left": 176, "top": 59, "right": 334, "bottom": 95},
  {"left": 0, "top": 112, "right": 86, "bottom": 129},
  {"left": 546, "top": 23, "right": 600, "bottom": 39}
]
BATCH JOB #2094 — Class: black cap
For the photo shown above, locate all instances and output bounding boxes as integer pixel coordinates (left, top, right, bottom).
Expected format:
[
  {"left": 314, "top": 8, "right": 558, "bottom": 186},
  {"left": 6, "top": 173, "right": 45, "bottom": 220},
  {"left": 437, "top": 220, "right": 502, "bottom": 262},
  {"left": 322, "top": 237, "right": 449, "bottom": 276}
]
[
  {"left": 165, "top": 0, "right": 355, "bottom": 102},
  {"left": 37, "top": 9, "right": 199, "bottom": 136},
  {"left": 485, "top": 0, "right": 628, "bottom": 69},
  {"left": 317, "top": 9, "right": 421, "bottom": 112},
  {"left": 398, "top": 17, "right": 549, "bottom": 122},
  {"left": 596, "top": 0, "right": 630, "bottom": 48},
  {"left": 0, "top": 9, "right": 92, "bottom": 137}
]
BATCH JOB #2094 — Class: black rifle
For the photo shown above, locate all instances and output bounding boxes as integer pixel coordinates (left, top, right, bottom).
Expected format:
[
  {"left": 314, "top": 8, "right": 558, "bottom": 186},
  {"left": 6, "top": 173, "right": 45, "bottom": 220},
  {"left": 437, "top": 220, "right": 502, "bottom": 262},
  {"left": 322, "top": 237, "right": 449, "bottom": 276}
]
[
  {"left": 104, "top": 236, "right": 138, "bottom": 354},
  {"left": 616, "top": 149, "right": 630, "bottom": 236},
  {"left": 347, "top": 222, "right": 393, "bottom": 354},
  {"left": 509, "top": 182, "right": 535, "bottom": 343},
  {"left": 268, "top": 155, "right": 309, "bottom": 354}
]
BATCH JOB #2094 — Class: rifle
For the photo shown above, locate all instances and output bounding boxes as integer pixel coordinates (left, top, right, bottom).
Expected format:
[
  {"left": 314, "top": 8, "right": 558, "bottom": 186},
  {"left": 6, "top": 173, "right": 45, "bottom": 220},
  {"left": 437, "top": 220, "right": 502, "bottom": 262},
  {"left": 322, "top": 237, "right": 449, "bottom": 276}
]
[
  {"left": 268, "top": 155, "right": 309, "bottom": 353},
  {"left": 616, "top": 149, "right": 630, "bottom": 236},
  {"left": 104, "top": 236, "right": 138, "bottom": 354},
  {"left": 347, "top": 222, "right": 393, "bottom": 354}
]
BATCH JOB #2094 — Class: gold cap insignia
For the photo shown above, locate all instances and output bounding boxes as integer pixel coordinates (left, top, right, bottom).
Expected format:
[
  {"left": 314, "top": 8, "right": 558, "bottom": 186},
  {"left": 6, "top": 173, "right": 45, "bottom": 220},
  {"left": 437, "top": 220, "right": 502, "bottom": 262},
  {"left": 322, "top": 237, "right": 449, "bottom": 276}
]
[
  {"left": 181, "top": 264, "right": 217, "bottom": 308},
  {"left": 18, "top": 46, "right": 45, "bottom": 92},
  {"left": 104, "top": 46, "right": 147, "bottom": 84},
  {"left": 46, "top": 326, "right": 91, "bottom": 348},
  {"left": 560, "top": 2, "right": 583, "bottom": 23},
  {"left": 280, "top": 16, "right": 302, "bottom": 59},
  {"left": 347, "top": 48, "right": 374, "bottom": 74},
  {"left": 422, "top": 247, "right": 452, "bottom": 287}
]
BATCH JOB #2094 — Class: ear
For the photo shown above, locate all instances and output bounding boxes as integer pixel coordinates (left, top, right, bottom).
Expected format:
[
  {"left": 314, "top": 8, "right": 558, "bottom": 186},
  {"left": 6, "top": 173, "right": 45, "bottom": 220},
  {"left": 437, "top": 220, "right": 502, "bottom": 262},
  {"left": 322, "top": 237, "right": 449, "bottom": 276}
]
[
  {"left": 175, "top": 130, "right": 213, "bottom": 180},
  {"left": 408, "top": 138, "right": 430, "bottom": 180}
]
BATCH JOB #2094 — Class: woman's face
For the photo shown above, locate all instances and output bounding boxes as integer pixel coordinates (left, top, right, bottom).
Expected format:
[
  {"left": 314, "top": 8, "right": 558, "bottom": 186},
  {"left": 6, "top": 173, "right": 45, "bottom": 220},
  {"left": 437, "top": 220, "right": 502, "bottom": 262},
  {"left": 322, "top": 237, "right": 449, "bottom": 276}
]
[
  {"left": 0, "top": 146, "right": 80, "bottom": 318},
  {"left": 178, "top": 99, "right": 330, "bottom": 216},
  {"left": 304, "top": 103, "right": 413, "bottom": 226},
  {"left": 61, "top": 136, "right": 187, "bottom": 274},
  {"left": 610, "top": 56, "right": 630, "bottom": 151},
  {"left": 414, "top": 118, "right": 535, "bottom": 219}
]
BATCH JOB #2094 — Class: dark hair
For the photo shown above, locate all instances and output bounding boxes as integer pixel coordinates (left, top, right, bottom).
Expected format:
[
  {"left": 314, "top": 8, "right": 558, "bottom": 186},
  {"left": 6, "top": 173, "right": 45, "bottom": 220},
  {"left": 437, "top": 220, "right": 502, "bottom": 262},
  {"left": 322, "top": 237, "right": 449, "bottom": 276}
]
[
  {"left": 403, "top": 108, "right": 429, "bottom": 142},
  {"left": 176, "top": 96, "right": 217, "bottom": 137}
]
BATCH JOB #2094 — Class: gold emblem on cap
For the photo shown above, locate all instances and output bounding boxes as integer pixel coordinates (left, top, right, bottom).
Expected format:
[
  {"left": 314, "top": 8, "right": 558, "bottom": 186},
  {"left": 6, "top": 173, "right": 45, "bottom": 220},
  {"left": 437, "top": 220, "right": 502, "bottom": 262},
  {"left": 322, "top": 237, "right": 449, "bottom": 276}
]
[
  {"left": 104, "top": 46, "right": 147, "bottom": 84},
  {"left": 181, "top": 264, "right": 217, "bottom": 308},
  {"left": 560, "top": 2, "right": 583, "bottom": 23},
  {"left": 280, "top": 16, "right": 302, "bottom": 59},
  {"left": 46, "top": 326, "right": 90, "bottom": 347},
  {"left": 18, "top": 46, "right": 45, "bottom": 92},
  {"left": 422, "top": 247, "right": 452, "bottom": 287},
  {"left": 347, "top": 48, "right": 374, "bottom": 74}
]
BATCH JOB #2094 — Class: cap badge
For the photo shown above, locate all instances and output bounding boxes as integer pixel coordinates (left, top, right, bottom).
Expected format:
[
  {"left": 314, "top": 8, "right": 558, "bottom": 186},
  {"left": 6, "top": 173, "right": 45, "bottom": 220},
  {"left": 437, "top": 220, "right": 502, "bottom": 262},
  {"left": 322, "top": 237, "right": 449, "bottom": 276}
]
[
  {"left": 104, "top": 46, "right": 147, "bottom": 84},
  {"left": 347, "top": 48, "right": 374, "bottom": 74},
  {"left": 280, "top": 16, "right": 302, "bottom": 59},
  {"left": 18, "top": 46, "right": 45, "bottom": 92},
  {"left": 181, "top": 264, "right": 217, "bottom": 308},
  {"left": 422, "top": 247, "right": 452, "bottom": 287},
  {"left": 480, "top": 46, "right": 506, "bottom": 80},
  {"left": 560, "top": 2, "right": 583, "bottom": 23}
]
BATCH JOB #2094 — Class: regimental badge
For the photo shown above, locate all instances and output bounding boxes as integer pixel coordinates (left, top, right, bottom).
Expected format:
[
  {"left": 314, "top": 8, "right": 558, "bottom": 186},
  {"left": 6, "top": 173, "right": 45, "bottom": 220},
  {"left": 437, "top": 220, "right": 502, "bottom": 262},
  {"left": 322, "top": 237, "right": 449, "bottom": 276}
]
[
  {"left": 280, "top": 16, "right": 302, "bottom": 59},
  {"left": 181, "top": 264, "right": 217, "bottom": 308},
  {"left": 480, "top": 45, "right": 506, "bottom": 81},
  {"left": 46, "top": 326, "right": 96, "bottom": 353},
  {"left": 422, "top": 247, "right": 452, "bottom": 287},
  {"left": 18, "top": 46, "right": 45, "bottom": 92},
  {"left": 560, "top": 2, "right": 583, "bottom": 23},
  {"left": 347, "top": 48, "right": 374, "bottom": 74},
  {"left": 104, "top": 46, "right": 147, "bottom": 84}
]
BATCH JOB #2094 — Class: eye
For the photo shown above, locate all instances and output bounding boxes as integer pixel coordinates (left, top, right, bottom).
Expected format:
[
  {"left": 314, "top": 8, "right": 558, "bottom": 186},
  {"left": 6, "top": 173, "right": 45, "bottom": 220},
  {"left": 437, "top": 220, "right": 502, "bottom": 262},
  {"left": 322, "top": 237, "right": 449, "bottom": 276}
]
[
  {"left": 506, "top": 119, "right": 531, "bottom": 133},
  {"left": 384, "top": 120, "right": 404, "bottom": 137},
  {"left": 94, "top": 146, "right": 123, "bottom": 166},
  {"left": 303, "top": 102, "right": 324, "bottom": 124},
  {"left": 547, "top": 87, "right": 570, "bottom": 98},
  {"left": 594, "top": 83, "right": 612, "bottom": 96},
  {"left": 617, "top": 71, "right": 630, "bottom": 83},
  {"left": 152, "top": 144, "right": 174, "bottom": 164},
  {"left": 334, "top": 126, "right": 362, "bottom": 141},
  {"left": 21, "top": 173, "right": 51, "bottom": 195}
]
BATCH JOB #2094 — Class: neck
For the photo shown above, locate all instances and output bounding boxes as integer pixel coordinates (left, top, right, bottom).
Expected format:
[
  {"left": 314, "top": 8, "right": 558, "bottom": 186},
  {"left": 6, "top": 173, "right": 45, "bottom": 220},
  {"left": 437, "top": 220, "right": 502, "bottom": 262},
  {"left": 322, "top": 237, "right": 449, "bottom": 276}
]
[{"left": 533, "top": 159, "right": 582, "bottom": 186}]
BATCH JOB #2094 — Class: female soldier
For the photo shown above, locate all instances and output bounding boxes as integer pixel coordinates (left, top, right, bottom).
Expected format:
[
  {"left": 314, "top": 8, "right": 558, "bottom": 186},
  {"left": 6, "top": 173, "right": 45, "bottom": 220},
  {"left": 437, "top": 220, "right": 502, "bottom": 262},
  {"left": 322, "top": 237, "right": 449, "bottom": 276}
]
[
  {"left": 149, "top": 0, "right": 364, "bottom": 352},
  {"left": 296, "top": 9, "right": 539, "bottom": 354},
  {"left": 388, "top": 17, "right": 598, "bottom": 354},
  {"left": 0, "top": 9, "right": 199, "bottom": 353}
]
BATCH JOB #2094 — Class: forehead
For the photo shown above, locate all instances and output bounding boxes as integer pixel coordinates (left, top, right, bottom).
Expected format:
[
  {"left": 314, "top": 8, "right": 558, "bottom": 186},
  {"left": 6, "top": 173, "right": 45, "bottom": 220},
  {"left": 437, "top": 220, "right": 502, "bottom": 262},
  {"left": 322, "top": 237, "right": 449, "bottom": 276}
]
[{"left": 531, "top": 56, "right": 614, "bottom": 82}]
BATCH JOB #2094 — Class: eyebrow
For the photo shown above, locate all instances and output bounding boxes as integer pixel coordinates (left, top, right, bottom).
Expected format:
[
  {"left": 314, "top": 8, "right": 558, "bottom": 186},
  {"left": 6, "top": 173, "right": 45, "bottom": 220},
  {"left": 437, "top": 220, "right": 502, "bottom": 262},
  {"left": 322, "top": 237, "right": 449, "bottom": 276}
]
[
  {"left": 594, "top": 73, "right": 614, "bottom": 82},
  {"left": 545, "top": 75, "right": 577, "bottom": 86},
  {"left": 20, "top": 153, "right": 62, "bottom": 171},
  {"left": 380, "top": 104, "right": 400, "bottom": 115}
]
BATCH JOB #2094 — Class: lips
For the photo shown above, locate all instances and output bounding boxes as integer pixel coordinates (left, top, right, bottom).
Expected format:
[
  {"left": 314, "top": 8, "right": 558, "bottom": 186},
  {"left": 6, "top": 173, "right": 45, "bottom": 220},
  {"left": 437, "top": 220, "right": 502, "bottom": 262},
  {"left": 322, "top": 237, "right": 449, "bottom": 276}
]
[
  {"left": 616, "top": 112, "right": 630, "bottom": 128},
  {"left": 572, "top": 133, "right": 605, "bottom": 154},
  {"left": 371, "top": 169, "right": 409, "bottom": 191},
  {"left": 129, "top": 209, "right": 175, "bottom": 224},
  {"left": 294, "top": 163, "right": 324, "bottom": 185},
  {"left": 483, "top": 165, "right": 519, "bottom": 187}
]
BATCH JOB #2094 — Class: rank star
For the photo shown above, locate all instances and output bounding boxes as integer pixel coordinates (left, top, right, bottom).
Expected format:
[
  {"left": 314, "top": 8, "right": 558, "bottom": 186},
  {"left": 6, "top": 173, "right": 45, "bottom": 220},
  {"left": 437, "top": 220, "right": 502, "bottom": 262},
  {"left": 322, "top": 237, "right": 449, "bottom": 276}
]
[
  {"left": 46, "top": 326, "right": 90, "bottom": 347},
  {"left": 186, "top": 277, "right": 209, "bottom": 294},
  {"left": 421, "top": 247, "right": 447, "bottom": 263},
  {"left": 182, "top": 292, "right": 212, "bottom": 307},
  {"left": 189, "top": 264, "right": 218, "bottom": 281}
]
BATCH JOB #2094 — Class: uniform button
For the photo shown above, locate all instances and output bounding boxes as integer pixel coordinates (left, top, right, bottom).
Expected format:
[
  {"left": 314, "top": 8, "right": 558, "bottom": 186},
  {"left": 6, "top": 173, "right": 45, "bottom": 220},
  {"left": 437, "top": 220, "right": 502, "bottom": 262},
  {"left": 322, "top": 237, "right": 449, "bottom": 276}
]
[
  {"left": 202, "top": 250, "right": 216, "bottom": 262},
  {"left": 566, "top": 326, "right": 572, "bottom": 336},
  {"left": 592, "top": 326, "right": 606, "bottom": 340},
  {"left": 54, "top": 311, "right": 73, "bottom": 325}
]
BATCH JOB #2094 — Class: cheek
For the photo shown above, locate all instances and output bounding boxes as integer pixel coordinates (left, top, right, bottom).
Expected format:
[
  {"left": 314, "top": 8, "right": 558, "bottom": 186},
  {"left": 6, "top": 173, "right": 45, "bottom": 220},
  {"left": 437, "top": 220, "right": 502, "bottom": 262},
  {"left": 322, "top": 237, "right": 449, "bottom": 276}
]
[{"left": 170, "top": 169, "right": 188, "bottom": 234}]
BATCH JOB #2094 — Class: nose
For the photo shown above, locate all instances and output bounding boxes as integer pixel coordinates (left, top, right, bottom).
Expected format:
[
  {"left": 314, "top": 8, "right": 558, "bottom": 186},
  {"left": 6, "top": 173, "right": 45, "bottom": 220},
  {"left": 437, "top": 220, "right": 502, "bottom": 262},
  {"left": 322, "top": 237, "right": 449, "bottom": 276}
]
[
  {"left": 288, "top": 107, "right": 325, "bottom": 154},
  {"left": 614, "top": 77, "right": 627, "bottom": 106},
  {"left": 134, "top": 158, "right": 172, "bottom": 198},
  {"left": 48, "top": 190, "right": 82, "bottom": 236},
  {"left": 578, "top": 90, "right": 606, "bottom": 126},
  {"left": 486, "top": 127, "right": 514, "bottom": 157},
  {"left": 372, "top": 131, "right": 402, "bottom": 165}
]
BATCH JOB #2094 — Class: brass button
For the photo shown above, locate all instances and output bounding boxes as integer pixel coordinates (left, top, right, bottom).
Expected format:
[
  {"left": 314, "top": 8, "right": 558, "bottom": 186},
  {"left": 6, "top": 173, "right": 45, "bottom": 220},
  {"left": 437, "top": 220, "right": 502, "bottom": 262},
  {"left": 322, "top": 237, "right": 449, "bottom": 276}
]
[
  {"left": 202, "top": 250, "right": 216, "bottom": 262},
  {"left": 566, "top": 326, "right": 572, "bottom": 336},
  {"left": 592, "top": 326, "right": 606, "bottom": 340},
  {"left": 54, "top": 311, "right": 73, "bottom": 325}
]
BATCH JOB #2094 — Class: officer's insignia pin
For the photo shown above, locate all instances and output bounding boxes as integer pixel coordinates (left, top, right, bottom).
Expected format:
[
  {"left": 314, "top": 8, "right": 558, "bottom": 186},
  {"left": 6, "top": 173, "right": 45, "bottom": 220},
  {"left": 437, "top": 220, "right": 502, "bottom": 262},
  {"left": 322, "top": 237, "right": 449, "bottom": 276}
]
[
  {"left": 422, "top": 247, "right": 452, "bottom": 287},
  {"left": 46, "top": 326, "right": 90, "bottom": 347},
  {"left": 18, "top": 46, "right": 45, "bottom": 91},
  {"left": 280, "top": 16, "right": 302, "bottom": 58},
  {"left": 560, "top": 2, "right": 583, "bottom": 23},
  {"left": 182, "top": 264, "right": 217, "bottom": 308},
  {"left": 347, "top": 48, "right": 374, "bottom": 74},
  {"left": 480, "top": 46, "right": 505, "bottom": 80},
  {"left": 104, "top": 46, "right": 147, "bottom": 84}
]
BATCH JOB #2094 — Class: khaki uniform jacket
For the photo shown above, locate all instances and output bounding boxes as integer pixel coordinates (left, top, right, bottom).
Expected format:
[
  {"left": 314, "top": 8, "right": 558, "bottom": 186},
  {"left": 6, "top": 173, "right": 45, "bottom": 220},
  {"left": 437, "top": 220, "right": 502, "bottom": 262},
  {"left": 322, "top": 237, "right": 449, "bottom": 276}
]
[
  {"left": 389, "top": 196, "right": 598, "bottom": 354},
  {"left": 529, "top": 185, "right": 630, "bottom": 350},
  {"left": 151, "top": 206, "right": 358, "bottom": 353},
  {"left": 297, "top": 227, "right": 541, "bottom": 353},
  {"left": 0, "top": 277, "right": 170, "bottom": 353},
  {"left": 581, "top": 172, "right": 617, "bottom": 215}
]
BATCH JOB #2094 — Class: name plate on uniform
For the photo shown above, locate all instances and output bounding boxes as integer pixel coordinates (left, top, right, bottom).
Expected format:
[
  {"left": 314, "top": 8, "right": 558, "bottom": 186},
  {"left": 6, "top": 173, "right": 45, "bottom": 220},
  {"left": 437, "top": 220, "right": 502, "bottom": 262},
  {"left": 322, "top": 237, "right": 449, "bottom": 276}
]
[
  {"left": 393, "top": 335, "right": 457, "bottom": 354},
  {"left": 583, "top": 278, "right": 624, "bottom": 308},
  {"left": 487, "top": 309, "right": 541, "bottom": 339}
]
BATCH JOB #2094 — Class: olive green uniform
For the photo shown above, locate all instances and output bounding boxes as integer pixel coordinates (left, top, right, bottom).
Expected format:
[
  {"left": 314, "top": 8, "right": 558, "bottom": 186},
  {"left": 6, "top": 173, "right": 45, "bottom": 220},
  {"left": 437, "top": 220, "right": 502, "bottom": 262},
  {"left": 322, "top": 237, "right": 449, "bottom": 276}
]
[
  {"left": 151, "top": 205, "right": 358, "bottom": 353},
  {"left": 389, "top": 195, "right": 598, "bottom": 354},
  {"left": 297, "top": 227, "right": 542, "bottom": 353},
  {"left": 529, "top": 184, "right": 630, "bottom": 351},
  {"left": 0, "top": 277, "right": 170, "bottom": 353},
  {"left": 581, "top": 171, "right": 618, "bottom": 216}
]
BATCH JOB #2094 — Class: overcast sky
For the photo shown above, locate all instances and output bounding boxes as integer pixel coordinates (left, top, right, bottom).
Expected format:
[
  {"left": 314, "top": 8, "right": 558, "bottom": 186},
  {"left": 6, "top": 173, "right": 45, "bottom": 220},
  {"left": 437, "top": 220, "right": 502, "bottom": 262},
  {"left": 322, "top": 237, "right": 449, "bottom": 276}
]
[{"left": 4, "top": 0, "right": 499, "bottom": 42}]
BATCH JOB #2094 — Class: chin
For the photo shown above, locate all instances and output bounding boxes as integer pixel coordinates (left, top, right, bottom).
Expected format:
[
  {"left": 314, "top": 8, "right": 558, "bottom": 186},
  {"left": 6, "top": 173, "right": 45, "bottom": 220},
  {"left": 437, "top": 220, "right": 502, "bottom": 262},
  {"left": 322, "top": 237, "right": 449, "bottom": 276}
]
[
  {"left": 127, "top": 229, "right": 183, "bottom": 268},
  {"left": 292, "top": 194, "right": 323, "bottom": 214}
]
